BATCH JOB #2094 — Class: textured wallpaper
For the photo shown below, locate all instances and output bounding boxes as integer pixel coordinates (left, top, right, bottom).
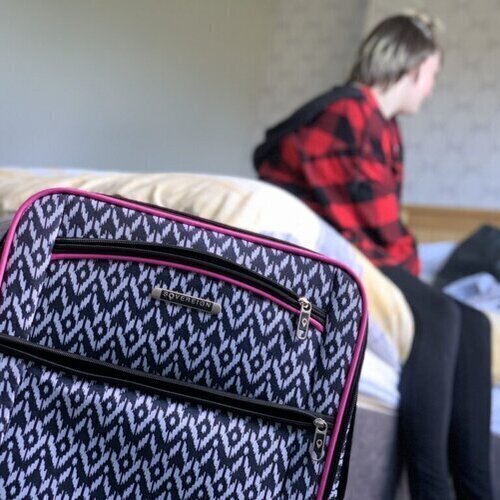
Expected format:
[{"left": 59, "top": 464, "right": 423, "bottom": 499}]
[
  {"left": 258, "top": 0, "right": 500, "bottom": 209},
  {"left": 256, "top": 0, "right": 368, "bottom": 132},
  {"left": 366, "top": 0, "right": 500, "bottom": 209}
]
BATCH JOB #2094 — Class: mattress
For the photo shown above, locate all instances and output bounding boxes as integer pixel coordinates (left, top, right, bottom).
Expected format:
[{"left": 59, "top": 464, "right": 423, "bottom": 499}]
[{"left": 1, "top": 166, "right": 498, "bottom": 438}]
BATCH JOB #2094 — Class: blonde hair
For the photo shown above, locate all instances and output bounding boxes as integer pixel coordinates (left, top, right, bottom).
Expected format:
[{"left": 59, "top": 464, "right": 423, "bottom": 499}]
[{"left": 349, "top": 12, "right": 442, "bottom": 88}]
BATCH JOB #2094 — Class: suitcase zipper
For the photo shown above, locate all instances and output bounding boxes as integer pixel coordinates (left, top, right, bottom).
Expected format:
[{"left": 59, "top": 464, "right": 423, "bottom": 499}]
[
  {"left": 297, "top": 297, "right": 313, "bottom": 340},
  {"left": 52, "top": 238, "right": 327, "bottom": 338},
  {"left": 0, "top": 333, "right": 330, "bottom": 461}
]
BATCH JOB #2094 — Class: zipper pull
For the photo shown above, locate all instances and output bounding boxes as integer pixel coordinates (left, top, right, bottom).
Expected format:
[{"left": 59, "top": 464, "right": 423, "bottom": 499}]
[
  {"left": 310, "top": 417, "right": 328, "bottom": 462},
  {"left": 296, "top": 297, "right": 312, "bottom": 340}
]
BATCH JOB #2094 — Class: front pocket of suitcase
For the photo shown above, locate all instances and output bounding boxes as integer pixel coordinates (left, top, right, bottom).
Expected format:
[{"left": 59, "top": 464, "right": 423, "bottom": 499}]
[
  {"left": 0, "top": 333, "right": 332, "bottom": 498},
  {"left": 53, "top": 238, "right": 327, "bottom": 331},
  {"left": 27, "top": 239, "right": 328, "bottom": 408}
]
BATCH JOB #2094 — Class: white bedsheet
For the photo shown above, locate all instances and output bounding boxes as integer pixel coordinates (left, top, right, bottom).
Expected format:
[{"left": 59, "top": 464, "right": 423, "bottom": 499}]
[
  {"left": 418, "top": 240, "right": 456, "bottom": 283},
  {"left": 420, "top": 241, "right": 500, "bottom": 435},
  {"left": 493, "top": 387, "right": 500, "bottom": 436},
  {"left": 0, "top": 167, "right": 500, "bottom": 434}
]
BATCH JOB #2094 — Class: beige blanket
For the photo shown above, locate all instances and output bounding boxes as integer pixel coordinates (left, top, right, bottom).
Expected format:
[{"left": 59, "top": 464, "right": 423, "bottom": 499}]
[
  {"left": 1, "top": 167, "right": 498, "bottom": 383},
  {"left": 0, "top": 168, "right": 415, "bottom": 357}
]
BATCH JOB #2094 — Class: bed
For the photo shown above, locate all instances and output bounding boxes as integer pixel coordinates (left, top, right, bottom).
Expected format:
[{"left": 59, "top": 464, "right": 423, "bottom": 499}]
[{"left": 0, "top": 166, "right": 498, "bottom": 499}]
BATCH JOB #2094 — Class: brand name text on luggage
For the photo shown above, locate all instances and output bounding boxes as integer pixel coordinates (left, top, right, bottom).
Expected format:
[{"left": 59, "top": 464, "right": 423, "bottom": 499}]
[{"left": 151, "top": 287, "right": 221, "bottom": 315}]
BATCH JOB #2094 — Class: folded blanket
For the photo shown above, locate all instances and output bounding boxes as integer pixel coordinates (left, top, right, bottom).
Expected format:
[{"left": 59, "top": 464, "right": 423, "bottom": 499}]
[{"left": 440, "top": 272, "right": 500, "bottom": 382}]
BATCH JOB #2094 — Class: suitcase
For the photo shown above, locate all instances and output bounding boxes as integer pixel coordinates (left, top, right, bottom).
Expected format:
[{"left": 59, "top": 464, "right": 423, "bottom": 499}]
[{"left": 0, "top": 188, "right": 367, "bottom": 499}]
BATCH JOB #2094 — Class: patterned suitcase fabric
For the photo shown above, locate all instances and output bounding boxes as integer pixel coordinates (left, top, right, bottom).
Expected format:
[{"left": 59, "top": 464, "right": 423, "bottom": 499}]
[{"left": 0, "top": 189, "right": 367, "bottom": 499}]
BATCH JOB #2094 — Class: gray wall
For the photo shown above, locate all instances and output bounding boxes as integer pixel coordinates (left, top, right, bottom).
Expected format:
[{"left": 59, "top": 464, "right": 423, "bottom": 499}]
[
  {"left": 256, "top": 0, "right": 368, "bottom": 130},
  {"left": 0, "top": 0, "right": 274, "bottom": 175},
  {"left": 364, "top": 0, "right": 500, "bottom": 209},
  {"left": 1, "top": 1, "right": 500, "bottom": 208}
]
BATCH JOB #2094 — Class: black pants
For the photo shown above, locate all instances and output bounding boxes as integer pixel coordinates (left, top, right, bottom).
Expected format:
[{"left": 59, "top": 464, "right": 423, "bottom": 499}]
[{"left": 381, "top": 266, "right": 492, "bottom": 500}]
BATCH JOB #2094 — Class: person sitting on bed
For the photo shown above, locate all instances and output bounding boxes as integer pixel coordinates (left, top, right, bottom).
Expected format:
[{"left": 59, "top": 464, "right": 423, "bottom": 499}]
[{"left": 254, "top": 12, "right": 492, "bottom": 500}]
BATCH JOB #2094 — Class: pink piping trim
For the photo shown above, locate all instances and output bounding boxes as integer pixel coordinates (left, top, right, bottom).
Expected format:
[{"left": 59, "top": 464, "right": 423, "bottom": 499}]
[
  {"left": 50, "top": 253, "right": 324, "bottom": 332},
  {"left": 0, "top": 187, "right": 368, "bottom": 498}
]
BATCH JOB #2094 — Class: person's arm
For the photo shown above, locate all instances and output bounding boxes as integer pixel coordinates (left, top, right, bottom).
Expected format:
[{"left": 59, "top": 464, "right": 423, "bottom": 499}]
[{"left": 294, "top": 111, "right": 419, "bottom": 273}]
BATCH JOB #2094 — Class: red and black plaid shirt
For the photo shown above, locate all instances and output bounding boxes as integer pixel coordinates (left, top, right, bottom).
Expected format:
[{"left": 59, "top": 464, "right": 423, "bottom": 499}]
[{"left": 255, "top": 85, "right": 420, "bottom": 276}]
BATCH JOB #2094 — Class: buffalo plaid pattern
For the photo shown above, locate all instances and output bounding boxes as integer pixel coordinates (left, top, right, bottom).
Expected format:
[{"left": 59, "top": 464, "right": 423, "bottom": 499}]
[{"left": 256, "top": 85, "right": 420, "bottom": 276}]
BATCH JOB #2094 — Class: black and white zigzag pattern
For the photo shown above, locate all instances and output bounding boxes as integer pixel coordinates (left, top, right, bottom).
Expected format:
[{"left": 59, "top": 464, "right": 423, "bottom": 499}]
[{"left": 0, "top": 194, "right": 363, "bottom": 498}]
